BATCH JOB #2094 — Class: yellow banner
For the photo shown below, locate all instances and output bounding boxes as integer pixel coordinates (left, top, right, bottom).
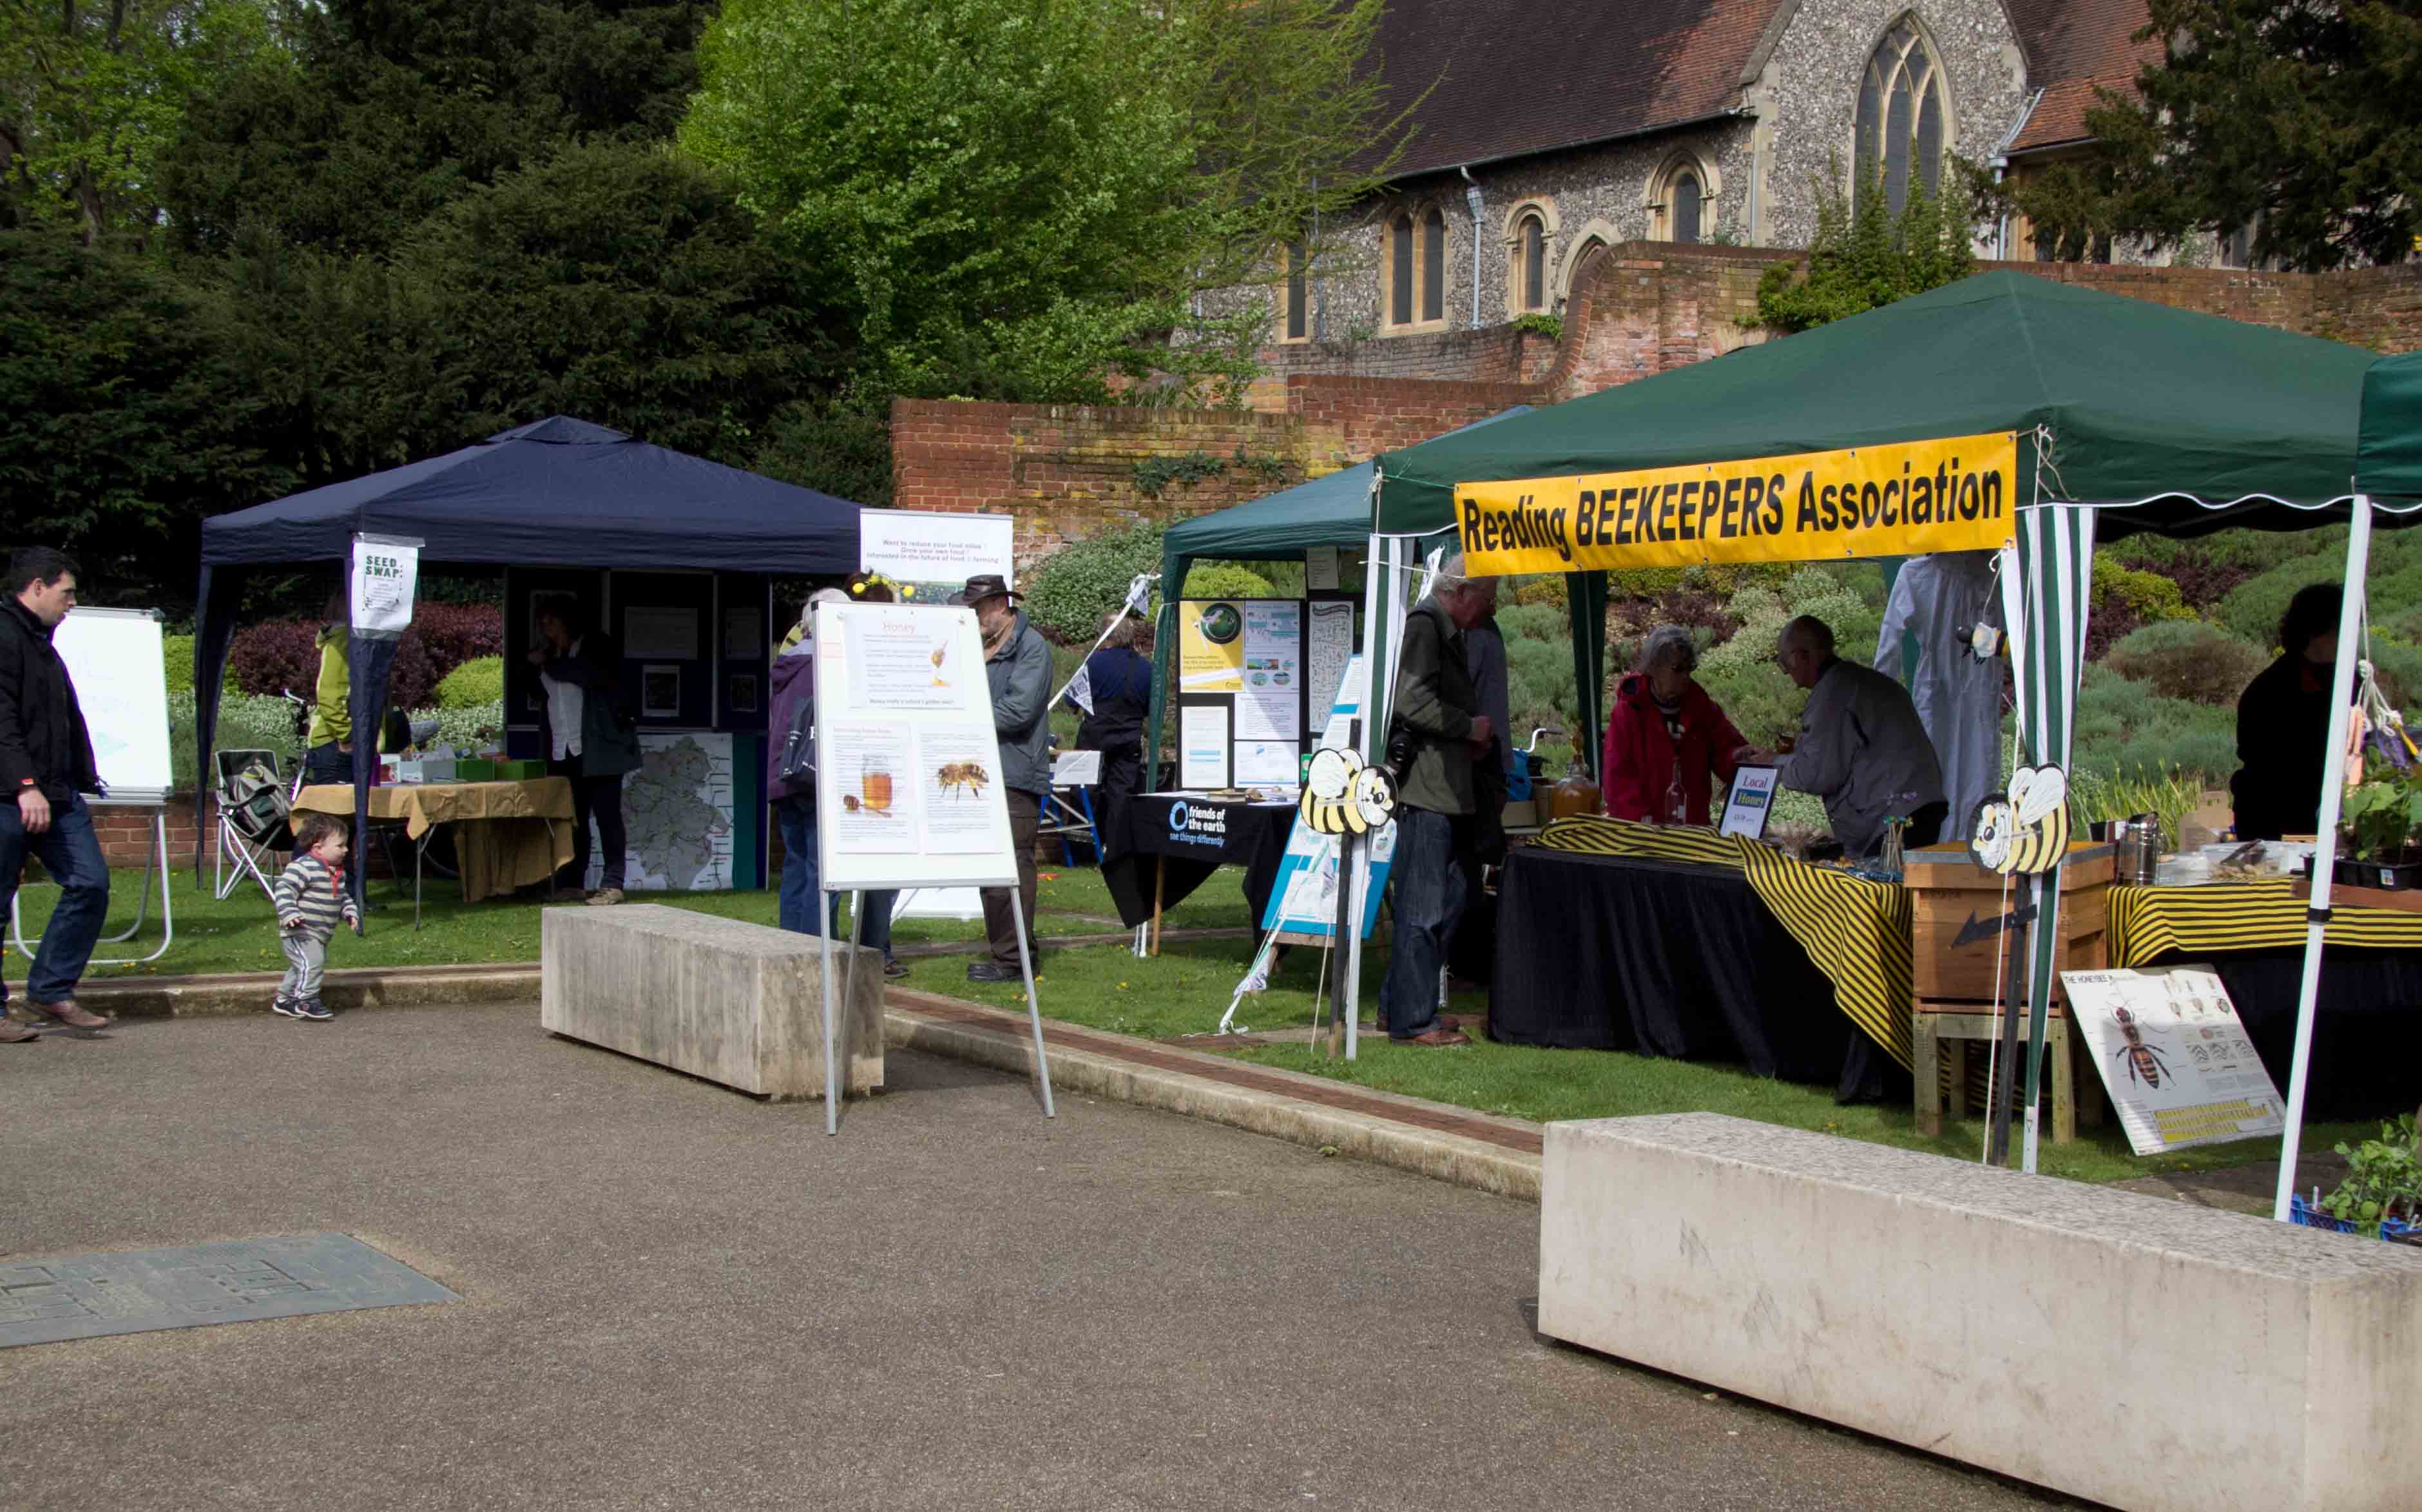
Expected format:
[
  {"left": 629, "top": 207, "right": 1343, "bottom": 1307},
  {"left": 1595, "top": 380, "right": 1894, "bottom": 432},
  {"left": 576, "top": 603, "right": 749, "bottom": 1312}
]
[{"left": 1455, "top": 432, "right": 2019, "bottom": 574}]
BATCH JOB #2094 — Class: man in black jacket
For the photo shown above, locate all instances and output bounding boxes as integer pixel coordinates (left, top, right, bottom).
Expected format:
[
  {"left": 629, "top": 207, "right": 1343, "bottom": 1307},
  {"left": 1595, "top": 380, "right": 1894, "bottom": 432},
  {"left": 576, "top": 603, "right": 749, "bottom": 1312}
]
[{"left": 0, "top": 547, "right": 112, "bottom": 1038}]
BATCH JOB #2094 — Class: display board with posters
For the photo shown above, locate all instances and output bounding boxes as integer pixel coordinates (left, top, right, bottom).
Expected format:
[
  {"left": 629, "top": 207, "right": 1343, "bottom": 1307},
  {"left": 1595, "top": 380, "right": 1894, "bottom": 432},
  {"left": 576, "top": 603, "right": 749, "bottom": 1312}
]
[
  {"left": 857, "top": 510, "right": 1014, "bottom": 608},
  {"left": 2060, "top": 966, "right": 2287, "bottom": 1156},
  {"left": 1175, "top": 598, "right": 1330, "bottom": 790},
  {"left": 811, "top": 600, "right": 1019, "bottom": 891},
  {"left": 810, "top": 597, "right": 1051, "bottom": 1127}
]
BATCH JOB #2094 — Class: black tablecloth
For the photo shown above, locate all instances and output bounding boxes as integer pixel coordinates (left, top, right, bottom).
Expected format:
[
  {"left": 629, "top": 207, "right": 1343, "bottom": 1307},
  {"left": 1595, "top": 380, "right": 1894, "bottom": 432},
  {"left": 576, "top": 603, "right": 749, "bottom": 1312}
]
[
  {"left": 1102, "top": 794, "right": 1296, "bottom": 934},
  {"left": 1492, "top": 846, "right": 1903, "bottom": 1102},
  {"left": 2134, "top": 947, "right": 2422, "bottom": 1122}
]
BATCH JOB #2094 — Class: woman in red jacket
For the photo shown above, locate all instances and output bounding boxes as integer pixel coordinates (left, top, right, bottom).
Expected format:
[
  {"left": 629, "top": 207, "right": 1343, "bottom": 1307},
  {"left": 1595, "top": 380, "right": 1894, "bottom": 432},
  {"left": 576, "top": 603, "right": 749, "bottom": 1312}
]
[{"left": 1601, "top": 624, "right": 1747, "bottom": 826}]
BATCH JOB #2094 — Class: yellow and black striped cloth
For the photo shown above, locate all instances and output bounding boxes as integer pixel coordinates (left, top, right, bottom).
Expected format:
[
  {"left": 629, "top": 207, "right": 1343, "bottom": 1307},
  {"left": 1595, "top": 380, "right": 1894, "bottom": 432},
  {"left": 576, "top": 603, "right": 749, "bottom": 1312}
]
[
  {"left": 2109, "top": 881, "right": 2422, "bottom": 967},
  {"left": 1532, "top": 816, "right": 1914, "bottom": 1069}
]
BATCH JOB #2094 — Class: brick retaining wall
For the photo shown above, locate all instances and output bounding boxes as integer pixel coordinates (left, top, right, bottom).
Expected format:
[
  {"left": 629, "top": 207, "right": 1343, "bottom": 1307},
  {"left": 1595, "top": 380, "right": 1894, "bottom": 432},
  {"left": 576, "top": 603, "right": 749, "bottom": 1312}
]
[{"left": 890, "top": 244, "right": 2422, "bottom": 557}]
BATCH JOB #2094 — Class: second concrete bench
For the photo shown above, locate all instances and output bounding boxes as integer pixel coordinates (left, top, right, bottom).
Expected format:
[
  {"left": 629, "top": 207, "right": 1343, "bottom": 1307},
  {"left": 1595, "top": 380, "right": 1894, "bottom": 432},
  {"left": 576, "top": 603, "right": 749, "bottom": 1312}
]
[{"left": 1539, "top": 1111, "right": 2422, "bottom": 1512}]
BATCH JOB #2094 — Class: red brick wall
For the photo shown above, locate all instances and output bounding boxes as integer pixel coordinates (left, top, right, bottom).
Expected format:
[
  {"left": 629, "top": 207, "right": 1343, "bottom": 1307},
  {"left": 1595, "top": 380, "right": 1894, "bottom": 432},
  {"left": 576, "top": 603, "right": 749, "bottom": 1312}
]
[
  {"left": 892, "top": 245, "right": 2422, "bottom": 569},
  {"left": 891, "top": 376, "right": 1533, "bottom": 570},
  {"left": 92, "top": 799, "right": 215, "bottom": 868}
]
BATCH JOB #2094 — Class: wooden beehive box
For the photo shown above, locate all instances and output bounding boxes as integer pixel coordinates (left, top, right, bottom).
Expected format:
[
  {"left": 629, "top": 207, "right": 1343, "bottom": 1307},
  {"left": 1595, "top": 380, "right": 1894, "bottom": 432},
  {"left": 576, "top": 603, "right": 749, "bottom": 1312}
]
[{"left": 1902, "top": 841, "right": 2113, "bottom": 1012}]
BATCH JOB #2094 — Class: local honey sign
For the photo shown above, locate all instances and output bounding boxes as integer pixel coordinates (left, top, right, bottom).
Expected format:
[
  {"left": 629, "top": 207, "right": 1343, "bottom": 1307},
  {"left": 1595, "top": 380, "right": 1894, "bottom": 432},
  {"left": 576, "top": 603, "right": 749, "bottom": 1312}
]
[{"left": 1454, "top": 431, "right": 2019, "bottom": 574}]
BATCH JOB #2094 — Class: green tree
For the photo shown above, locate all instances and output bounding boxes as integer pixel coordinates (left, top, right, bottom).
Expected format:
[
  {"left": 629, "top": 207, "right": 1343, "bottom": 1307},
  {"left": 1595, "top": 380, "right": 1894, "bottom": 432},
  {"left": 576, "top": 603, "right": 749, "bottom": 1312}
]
[
  {"left": 0, "top": 228, "right": 290, "bottom": 591},
  {"left": 393, "top": 140, "right": 843, "bottom": 465},
  {"left": 678, "top": 0, "right": 1411, "bottom": 405},
  {"left": 1992, "top": 0, "right": 2422, "bottom": 271},
  {"left": 160, "top": 0, "right": 718, "bottom": 256},
  {"left": 0, "top": 0, "right": 275, "bottom": 245},
  {"left": 1751, "top": 167, "right": 1976, "bottom": 334}
]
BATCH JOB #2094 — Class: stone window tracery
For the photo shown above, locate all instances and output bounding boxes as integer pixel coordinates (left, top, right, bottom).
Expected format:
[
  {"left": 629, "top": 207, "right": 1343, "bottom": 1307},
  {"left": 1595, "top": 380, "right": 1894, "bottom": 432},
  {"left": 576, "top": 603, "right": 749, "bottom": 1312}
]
[{"left": 1855, "top": 17, "right": 1951, "bottom": 216}]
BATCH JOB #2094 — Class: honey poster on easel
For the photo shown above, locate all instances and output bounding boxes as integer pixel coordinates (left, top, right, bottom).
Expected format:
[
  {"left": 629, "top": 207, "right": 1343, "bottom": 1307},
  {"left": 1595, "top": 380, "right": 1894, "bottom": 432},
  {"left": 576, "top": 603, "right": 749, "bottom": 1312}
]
[{"left": 810, "top": 600, "right": 1018, "bottom": 893}]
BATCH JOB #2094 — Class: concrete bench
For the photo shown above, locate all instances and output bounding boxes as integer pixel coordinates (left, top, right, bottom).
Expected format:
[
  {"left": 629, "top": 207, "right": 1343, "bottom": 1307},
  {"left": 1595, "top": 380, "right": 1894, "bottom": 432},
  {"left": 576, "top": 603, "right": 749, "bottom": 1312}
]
[
  {"left": 541, "top": 904, "right": 882, "bottom": 1100},
  {"left": 1540, "top": 1113, "right": 2422, "bottom": 1512}
]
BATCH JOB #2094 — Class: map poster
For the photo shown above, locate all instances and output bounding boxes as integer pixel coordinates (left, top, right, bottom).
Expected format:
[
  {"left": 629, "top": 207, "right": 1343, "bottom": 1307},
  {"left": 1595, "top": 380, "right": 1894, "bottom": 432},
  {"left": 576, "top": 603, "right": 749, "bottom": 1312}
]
[
  {"left": 602, "top": 732, "right": 735, "bottom": 892},
  {"left": 916, "top": 726, "right": 1008, "bottom": 855},
  {"left": 1306, "top": 600, "right": 1355, "bottom": 715},
  {"left": 2061, "top": 966, "right": 2288, "bottom": 1155},
  {"left": 825, "top": 722, "right": 917, "bottom": 854},
  {"left": 1178, "top": 600, "right": 1246, "bottom": 693}
]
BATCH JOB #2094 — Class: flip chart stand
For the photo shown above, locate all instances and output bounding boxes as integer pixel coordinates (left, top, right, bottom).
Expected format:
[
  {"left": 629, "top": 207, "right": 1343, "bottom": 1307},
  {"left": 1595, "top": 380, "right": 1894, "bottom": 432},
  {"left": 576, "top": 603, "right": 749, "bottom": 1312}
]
[
  {"left": 820, "top": 885, "right": 1055, "bottom": 1135},
  {"left": 7, "top": 799, "right": 175, "bottom": 968}
]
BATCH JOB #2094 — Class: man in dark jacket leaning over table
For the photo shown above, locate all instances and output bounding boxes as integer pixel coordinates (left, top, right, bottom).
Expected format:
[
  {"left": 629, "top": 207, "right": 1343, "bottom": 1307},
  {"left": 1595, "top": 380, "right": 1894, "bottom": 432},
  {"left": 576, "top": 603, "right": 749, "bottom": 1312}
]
[
  {"left": 0, "top": 546, "right": 113, "bottom": 1040},
  {"left": 1381, "top": 555, "right": 1497, "bottom": 1046},
  {"left": 964, "top": 574, "right": 1052, "bottom": 984}
]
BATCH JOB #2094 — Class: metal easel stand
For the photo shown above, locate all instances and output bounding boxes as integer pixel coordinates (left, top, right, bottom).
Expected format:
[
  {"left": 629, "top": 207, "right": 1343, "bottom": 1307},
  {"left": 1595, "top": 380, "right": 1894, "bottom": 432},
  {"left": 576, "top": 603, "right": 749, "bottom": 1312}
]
[
  {"left": 821, "top": 885, "right": 1057, "bottom": 1135},
  {"left": 9, "top": 806, "right": 175, "bottom": 968}
]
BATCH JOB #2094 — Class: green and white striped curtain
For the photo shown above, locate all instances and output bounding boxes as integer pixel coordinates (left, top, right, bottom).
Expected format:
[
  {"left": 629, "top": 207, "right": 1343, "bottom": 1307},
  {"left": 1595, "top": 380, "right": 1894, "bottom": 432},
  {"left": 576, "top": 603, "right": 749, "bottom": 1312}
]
[{"left": 2004, "top": 501, "right": 2097, "bottom": 1162}]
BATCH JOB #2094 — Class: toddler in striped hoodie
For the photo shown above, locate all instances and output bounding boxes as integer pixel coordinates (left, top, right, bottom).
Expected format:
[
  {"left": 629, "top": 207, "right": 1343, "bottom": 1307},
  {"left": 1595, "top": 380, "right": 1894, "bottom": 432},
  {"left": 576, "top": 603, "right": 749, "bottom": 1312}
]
[{"left": 271, "top": 813, "right": 360, "bottom": 1022}]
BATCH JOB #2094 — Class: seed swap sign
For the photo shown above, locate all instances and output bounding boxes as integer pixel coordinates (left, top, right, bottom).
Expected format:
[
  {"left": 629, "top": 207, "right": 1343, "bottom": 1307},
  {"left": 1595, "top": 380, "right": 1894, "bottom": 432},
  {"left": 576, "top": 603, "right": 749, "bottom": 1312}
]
[{"left": 1455, "top": 432, "right": 2019, "bottom": 573}]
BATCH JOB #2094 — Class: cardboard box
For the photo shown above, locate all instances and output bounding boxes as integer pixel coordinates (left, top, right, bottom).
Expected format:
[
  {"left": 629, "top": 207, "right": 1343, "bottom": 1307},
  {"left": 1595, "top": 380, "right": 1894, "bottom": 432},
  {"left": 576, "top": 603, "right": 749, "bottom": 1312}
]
[
  {"left": 494, "top": 760, "right": 546, "bottom": 781},
  {"left": 453, "top": 758, "right": 499, "bottom": 783}
]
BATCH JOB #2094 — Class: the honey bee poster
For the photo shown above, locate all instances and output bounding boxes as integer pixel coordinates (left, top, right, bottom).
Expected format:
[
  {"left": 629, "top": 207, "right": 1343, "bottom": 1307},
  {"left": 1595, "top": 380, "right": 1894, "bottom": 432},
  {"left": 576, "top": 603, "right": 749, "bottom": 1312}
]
[
  {"left": 2061, "top": 967, "right": 2286, "bottom": 1155},
  {"left": 811, "top": 601, "right": 1020, "bottom": 891}
]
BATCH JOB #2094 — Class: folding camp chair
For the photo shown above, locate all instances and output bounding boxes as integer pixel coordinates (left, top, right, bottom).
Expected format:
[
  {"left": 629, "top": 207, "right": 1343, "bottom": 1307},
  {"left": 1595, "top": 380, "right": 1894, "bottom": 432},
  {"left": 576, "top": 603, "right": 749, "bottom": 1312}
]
[
  {"left": 213, "top": 749, "right": 293, "bottom": 904},
  {"left": 1041, "top": 749, "right": 1104, "bottom": 865}
]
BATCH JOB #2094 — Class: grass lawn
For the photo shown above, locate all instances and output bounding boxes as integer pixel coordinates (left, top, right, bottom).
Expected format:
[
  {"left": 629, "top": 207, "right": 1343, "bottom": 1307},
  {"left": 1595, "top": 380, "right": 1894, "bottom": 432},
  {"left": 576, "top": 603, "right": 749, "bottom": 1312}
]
[
  {"left": 4, "top": 862, "right": 1245, "bottom": 982},
  {"left": 13, "top": 859, "right": 2366, "bottom": 1192}
]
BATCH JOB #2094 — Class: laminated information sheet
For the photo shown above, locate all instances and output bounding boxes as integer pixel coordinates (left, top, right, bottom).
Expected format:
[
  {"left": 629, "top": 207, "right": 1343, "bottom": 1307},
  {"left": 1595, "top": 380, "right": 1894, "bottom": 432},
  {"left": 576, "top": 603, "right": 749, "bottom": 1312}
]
[{"left": 2061, "top": 966, "right": 2287, "bottom": 1155}]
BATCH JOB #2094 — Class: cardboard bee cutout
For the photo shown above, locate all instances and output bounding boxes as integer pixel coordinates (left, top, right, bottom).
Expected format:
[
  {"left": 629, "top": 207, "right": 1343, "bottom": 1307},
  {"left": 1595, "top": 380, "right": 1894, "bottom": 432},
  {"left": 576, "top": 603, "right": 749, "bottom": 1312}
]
[
  {"left": 1970, "top": 763, "right": 2071, "bottom": 876},
  {"left": 1301, "top": 747, "right": 1398, "bottom": 836}
]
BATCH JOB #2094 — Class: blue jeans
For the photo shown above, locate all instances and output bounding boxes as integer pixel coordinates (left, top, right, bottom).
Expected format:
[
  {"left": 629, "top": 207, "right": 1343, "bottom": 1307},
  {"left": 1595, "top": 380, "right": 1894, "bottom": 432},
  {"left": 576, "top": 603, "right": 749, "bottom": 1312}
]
[
  {"left": 1380, "top": 806, "right": 1466, "bottom": 1038},
  {"left": 774, "top": 796, "right": 893, "bottom": 961},
  {"left": 1, "top": 794, "right": 111, "bottom": 1007}
]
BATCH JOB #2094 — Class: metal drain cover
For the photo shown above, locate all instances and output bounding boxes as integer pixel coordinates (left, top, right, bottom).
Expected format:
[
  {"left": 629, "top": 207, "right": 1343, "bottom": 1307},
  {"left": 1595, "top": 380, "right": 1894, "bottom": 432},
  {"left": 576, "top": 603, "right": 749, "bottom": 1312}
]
[{"left": 0, "top": 1233, "right": 458, "bottom": 1348}]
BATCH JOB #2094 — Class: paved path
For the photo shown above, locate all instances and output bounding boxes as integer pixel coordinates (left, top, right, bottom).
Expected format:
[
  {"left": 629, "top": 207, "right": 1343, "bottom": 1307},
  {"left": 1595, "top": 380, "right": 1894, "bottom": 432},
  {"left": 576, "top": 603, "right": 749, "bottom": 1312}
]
[{"left": 0, "top": 1006, "right": 2064, "bottom": 1511}]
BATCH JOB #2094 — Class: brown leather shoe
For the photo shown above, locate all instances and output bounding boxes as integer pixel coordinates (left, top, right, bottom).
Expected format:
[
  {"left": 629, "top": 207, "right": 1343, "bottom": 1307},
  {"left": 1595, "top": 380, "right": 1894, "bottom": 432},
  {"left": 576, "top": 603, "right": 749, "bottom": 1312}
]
[
  {"left": 1396, "top": 1028, "right": 1470, "bottom": 1047},
  {"left": 24, "top": 999, "right": 108, "bottom": 1029},
  {"left": 0, "top": 1017, "right": 38, "bottom": 1043}
]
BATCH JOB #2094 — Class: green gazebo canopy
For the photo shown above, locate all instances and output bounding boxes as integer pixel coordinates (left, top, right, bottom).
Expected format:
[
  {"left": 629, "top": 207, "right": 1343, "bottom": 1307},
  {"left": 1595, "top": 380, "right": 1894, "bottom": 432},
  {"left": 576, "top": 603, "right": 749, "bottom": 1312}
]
[
  {"left": 2360, "top": 350, "right": 2422, "bottom": 506},
  {"left": 1375, "top": 271, "right": 2387, "bottom": 540}
]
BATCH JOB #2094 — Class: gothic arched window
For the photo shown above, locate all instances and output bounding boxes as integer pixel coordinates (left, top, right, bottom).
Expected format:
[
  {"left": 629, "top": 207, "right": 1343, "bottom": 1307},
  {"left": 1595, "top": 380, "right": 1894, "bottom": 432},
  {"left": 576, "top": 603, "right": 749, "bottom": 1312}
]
[{"left": 1855, "top": 18, "right": 1950, "bottom": 216}]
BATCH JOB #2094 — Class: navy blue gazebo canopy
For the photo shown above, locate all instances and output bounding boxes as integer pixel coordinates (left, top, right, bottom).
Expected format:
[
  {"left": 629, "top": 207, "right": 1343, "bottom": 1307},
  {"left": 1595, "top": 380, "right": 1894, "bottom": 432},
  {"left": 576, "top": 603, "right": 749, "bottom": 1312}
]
[{"left": 191, "top": 417, "right": 865, "bottom": 885}]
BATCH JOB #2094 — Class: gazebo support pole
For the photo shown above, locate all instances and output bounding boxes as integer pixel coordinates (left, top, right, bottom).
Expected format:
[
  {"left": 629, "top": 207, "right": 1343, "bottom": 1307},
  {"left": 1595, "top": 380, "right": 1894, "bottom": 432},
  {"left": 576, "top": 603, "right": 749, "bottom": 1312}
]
[{"left": 2271, "top": 493, "right": 2372, "bottom": 1221}]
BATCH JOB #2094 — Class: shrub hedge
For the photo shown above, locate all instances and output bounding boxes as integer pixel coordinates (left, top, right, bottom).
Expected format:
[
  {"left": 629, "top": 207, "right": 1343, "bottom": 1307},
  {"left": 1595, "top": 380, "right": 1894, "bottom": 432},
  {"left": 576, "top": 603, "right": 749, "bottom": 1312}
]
[
  {"left": 2103, "top": 620, "right": 2266, "bottom": 705},
  {"left": 436, "top": 656, "right": 505, "bottom": 709}
]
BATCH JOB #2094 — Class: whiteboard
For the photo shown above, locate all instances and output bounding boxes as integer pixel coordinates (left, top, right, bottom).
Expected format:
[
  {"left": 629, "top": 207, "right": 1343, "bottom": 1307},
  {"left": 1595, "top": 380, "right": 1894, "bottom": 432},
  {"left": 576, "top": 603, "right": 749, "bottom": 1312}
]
[
  {"left": 811, "top": 601, "right": 1021, "bottom": 892},
  {"left": 51, "top": 608, "right": 173, "bottom": 803}
]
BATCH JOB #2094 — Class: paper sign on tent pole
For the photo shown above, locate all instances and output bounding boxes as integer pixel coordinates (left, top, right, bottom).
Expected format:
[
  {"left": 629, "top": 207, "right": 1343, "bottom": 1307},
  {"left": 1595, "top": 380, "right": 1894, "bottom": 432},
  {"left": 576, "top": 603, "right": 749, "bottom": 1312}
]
[{"left": 809, "top": 600, "right": 1053, "bottom": 1131}]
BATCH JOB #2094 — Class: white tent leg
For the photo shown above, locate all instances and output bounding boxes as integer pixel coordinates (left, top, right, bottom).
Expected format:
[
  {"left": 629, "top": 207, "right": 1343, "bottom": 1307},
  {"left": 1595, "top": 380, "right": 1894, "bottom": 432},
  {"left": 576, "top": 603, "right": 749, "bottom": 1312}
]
[{"left": 2271, "top": 495, "right": 2372, "bottom": 1222}]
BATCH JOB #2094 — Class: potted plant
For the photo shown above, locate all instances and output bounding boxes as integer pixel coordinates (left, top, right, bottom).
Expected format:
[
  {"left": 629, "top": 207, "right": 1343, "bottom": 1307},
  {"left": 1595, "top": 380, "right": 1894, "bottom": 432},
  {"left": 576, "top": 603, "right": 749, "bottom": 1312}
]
[
  {"left": 2334, "top": 775, "right": 2422, "bottom": 889},
  {"left": 2303, "top": 1115, "right": 2421, "bottom": 1242}
]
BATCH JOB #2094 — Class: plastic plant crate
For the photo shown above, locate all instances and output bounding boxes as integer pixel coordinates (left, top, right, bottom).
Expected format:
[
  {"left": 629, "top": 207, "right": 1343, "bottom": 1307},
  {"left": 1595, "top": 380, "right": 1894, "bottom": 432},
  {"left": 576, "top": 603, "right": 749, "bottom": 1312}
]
[{"left": 2291, "top": 1192, "right": 2419, "bottom": 1243}]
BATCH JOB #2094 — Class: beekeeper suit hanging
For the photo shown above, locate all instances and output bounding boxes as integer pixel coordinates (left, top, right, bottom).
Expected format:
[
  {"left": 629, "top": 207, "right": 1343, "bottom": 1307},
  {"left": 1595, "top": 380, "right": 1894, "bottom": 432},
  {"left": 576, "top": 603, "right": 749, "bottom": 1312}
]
[{"left": 1876, "top": 552, "right": 2004, "bottom": 841}]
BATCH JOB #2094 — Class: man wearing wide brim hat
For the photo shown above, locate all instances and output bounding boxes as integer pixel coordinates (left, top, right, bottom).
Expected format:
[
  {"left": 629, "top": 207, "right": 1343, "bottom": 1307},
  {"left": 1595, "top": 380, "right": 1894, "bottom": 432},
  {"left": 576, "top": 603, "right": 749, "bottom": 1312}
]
[{"left": 959, "top": 573, "right": 1052, "bottom": 982}]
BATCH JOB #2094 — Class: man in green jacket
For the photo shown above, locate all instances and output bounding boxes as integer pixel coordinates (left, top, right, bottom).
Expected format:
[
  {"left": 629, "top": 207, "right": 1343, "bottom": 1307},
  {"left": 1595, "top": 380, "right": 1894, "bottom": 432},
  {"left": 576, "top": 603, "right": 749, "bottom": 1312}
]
[{"left": 1381, "top": 555, "right": 1497, "bottom": 1046}]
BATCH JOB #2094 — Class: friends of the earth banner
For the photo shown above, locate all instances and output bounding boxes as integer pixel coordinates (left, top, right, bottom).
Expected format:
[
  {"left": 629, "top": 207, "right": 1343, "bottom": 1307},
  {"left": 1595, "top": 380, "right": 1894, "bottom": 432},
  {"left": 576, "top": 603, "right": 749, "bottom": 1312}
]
[{"left": 1453, "top": 432, "right": 2019, "bottom": 574}]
